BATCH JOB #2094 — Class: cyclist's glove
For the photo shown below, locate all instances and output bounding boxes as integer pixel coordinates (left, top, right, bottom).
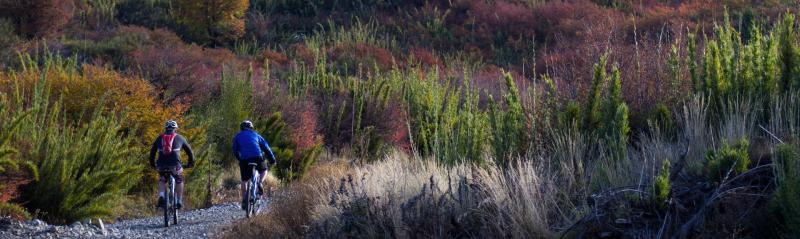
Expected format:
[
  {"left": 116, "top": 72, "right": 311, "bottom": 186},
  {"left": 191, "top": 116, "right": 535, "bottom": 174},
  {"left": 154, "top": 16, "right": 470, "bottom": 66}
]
[{"left": 184, "top": 162, "right": 194, "bottom": 169}]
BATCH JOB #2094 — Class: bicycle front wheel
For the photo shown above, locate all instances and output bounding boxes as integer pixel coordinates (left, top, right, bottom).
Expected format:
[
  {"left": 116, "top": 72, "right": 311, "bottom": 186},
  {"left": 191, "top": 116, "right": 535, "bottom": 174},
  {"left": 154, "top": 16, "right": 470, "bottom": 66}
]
[
  {"left": 172, "top": 204, "right": 178, "bottom": 225},
  {"left": 164, "top": 188, "right": 171, "bottom": 227}
]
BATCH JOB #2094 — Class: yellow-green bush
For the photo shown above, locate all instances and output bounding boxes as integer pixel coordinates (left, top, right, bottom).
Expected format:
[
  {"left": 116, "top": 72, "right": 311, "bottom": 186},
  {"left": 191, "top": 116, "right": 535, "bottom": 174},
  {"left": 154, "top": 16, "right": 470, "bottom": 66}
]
[
  {"left": 704, "top": 138, "right": 750, "bottom": 183},
  {"left": 653, "top": 159, "right": 670, "bottom": 208}
]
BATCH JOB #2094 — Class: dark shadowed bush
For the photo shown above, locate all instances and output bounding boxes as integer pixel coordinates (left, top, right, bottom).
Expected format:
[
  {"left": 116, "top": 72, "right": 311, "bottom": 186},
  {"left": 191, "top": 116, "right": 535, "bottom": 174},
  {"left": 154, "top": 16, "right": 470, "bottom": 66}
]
[
  {"left": 771, "top": 143, "right": 800, "bottom": 237},
  {"left": 116, "top": 0, "right": 176, "bottom": 29},
  {"left": 0, "top": 0, "right": 75, "bottom": 38}
]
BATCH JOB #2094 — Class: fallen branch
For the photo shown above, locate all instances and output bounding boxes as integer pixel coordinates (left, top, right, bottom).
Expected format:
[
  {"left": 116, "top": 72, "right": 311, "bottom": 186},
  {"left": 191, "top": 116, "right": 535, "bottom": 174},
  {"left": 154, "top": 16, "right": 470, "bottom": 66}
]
[{"left": 672, "top": 164, "right": 772, "bottom": 239}]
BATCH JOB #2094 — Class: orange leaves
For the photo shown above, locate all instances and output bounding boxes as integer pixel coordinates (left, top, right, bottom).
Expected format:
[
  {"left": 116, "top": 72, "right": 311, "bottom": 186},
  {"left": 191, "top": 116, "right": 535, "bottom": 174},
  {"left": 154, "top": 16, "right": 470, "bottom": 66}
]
[{"left": 0, "top": 63, "right": 184, "bottom": 142}]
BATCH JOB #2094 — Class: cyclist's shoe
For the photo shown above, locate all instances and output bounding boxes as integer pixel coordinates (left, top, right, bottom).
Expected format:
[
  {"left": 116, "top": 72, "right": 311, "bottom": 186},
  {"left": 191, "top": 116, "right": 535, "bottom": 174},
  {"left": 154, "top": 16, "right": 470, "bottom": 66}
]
[
  {"left": 157, "top": 196, "right": 166, "bottom": 208},
  {"left": 176, "top": 200, "right": 183, "bottom": 210},
  {"left": 241, "top": 198, "right": 247, "bottom": 210},
  {"left": 257, "top": 183, "right": 264, "bottom": 196}
]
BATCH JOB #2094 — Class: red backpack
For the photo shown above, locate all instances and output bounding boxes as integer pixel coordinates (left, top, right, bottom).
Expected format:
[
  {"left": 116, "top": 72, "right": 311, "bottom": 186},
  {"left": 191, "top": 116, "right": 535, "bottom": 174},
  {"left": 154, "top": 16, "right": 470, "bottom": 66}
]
[{"left": 161, "top": 133, "right": 177, "bottom": 155}]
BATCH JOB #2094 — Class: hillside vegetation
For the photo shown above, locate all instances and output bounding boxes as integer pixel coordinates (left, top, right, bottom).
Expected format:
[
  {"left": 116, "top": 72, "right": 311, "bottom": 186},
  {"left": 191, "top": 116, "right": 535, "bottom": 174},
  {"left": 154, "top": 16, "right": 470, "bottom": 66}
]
[{"left": 0, "top": 0, "right": 799, "bottom": 238}]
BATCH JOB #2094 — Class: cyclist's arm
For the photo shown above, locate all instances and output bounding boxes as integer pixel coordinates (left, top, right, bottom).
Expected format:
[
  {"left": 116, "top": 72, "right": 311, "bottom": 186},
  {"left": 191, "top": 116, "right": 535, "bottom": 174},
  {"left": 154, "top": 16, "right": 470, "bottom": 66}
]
[
  {"left": 258, "top": 136, "right": 277, "bottom": 164},
  {"left": 148, "top": 137, "right": 159, "bottom": 167},
  {"left": 181, "top": 136, "right": 195, "bottom": 165},
  {"left": 231, "top": 135, "right": 240, "bottom": 160}
]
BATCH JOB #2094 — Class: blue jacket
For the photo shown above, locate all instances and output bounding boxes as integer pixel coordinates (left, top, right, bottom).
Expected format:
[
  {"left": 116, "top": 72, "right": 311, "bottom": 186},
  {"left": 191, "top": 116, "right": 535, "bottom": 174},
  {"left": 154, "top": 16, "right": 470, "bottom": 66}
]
[{"left": 232, "top": 129, "right": 276, "bottom": 164}]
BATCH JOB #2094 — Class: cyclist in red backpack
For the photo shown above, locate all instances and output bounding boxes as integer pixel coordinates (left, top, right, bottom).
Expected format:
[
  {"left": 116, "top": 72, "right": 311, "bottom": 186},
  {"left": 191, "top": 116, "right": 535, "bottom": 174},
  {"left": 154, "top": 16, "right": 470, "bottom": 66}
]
[{"left": 148, "top": 120, "right": 195, "bottom": 209}]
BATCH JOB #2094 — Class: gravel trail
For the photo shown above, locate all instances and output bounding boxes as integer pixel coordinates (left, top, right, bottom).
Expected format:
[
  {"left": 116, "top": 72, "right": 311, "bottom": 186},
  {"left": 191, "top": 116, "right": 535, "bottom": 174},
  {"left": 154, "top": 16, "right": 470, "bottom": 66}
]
[{"left": 0, "top": 202, "right": 259, "bottom": 239}]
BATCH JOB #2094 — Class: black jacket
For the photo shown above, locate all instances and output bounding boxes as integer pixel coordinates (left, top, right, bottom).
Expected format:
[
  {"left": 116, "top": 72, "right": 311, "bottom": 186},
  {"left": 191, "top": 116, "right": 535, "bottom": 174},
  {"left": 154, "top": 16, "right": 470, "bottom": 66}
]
[{"left": 148, "top": 131, "right": 195, "bottom": 167}]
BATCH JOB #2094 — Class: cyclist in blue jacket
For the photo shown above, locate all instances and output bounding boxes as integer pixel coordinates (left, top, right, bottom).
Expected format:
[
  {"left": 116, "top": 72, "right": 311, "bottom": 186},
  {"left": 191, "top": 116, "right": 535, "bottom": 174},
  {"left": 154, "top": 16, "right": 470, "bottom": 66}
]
[{"left": 232, "top": 120, "right": 276, "bottom": 209}]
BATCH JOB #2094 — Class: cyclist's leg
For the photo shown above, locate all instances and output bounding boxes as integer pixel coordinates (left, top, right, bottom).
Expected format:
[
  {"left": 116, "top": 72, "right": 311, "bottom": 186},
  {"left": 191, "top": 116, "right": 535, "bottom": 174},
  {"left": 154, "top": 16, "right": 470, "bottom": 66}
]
[
  {"left": 173, "top": 167, "right": 185, "bottom": 207},
  {"left": 158, "top": 180, "right": 166, "bottom": 197},
  {"left": 239, "top": 161, "right": 251, "bottom": 207},
  {"left": 255, "top": 159, "right": 268, "bottom": 194},
  {"left": 157, "top": 167, "right": 167, "bottom": 197},
  {"left": 157, "top": 167, "right": 168, "bottom": 207}
]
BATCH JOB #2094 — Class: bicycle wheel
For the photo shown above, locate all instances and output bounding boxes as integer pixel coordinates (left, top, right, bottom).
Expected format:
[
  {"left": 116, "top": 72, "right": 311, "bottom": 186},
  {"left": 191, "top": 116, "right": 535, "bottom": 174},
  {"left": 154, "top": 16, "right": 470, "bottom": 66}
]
[
  {"left": 164, "top": 180, "right": 171, "bottom": 227},
  {"left": 172, "top": 201, "right": 178, "bottom": 225},
  {"left": 244, "top": 188, "right": 251, "bottom": 218},
  {"left": 247, "top": 181, "right": 255, "bottom": 218}
]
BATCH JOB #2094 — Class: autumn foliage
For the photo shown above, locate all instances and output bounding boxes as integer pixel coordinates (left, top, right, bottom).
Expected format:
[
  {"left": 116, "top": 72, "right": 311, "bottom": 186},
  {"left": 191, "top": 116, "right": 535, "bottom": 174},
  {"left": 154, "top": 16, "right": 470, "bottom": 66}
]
[
  {"left": 174, "top": 0, "right": 249, "bottom": 46},
  {"left": 0, "top": 61, "right": 184, "bottom": 141}
]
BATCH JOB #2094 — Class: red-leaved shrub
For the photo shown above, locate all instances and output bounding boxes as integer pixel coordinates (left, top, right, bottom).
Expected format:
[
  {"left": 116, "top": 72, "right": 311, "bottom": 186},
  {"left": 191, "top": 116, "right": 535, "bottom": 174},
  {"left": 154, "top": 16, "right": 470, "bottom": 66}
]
[
  {"left": 125, "top": 27, "right": 238, "bottom": 104},
  {"left": 261, "top": 49, "right": 291, "bottom": 66},
  {"left": 329, "top": 43, "right": 397, "bottom": 74},
  {"left": 407, "top": 47, "right": 442, "bottom": 70}
]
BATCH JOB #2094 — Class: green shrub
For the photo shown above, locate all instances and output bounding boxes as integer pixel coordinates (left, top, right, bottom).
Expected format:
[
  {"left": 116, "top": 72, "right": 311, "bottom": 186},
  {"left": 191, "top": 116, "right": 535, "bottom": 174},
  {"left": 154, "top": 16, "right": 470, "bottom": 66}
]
[
  {"left": 8, "top": 83, "right": 143, "bottom": 223},
  {"left": 23, "top": 108, "right": 142, "bottom": 223},
  {"left": 771, "top": 143, "right": 800, "bottom": 237},
  {"left": 688, "top": 32, "right": 701, "bottom": 93},
  {"left": 653, "top": 159, "right": 670, "bottom": 208},
  {"left": 704, "top": 138, "right": 750, "bottom": 183},
  {"left": 602, "top": 66, "right": 629, "bottom": 162},
  {"left": 489, "top": 72, "right": 528, "bottom": 167},
  {"left": 583, "top": 55, "right": 607, "bottom": 133},
  {"left": 0, "top": 202, "right": 31, "bottom": 220},
  {"left": 402, "top": 69, "right": 489, "bottom": 165},
  {"left": 778, "top": 13, "right": 800, "bottom": 94}
]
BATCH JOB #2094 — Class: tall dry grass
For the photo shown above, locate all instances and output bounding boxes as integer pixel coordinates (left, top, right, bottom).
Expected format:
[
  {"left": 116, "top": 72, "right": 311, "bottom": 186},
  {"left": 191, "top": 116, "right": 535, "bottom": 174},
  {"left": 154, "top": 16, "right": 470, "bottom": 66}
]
[{"left": 223, "top": 151, "right": 575, "bottom": 238}]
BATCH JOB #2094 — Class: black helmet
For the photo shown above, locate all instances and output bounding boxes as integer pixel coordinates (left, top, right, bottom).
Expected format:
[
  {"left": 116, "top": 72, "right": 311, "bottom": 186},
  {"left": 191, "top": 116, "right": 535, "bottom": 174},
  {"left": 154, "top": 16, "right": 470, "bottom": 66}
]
[
  {"left": 165, "top": 120, "right": 178, "bottom": 130},
  {"left": 240, "top": 120, "right": 254, "bottom": 130}
]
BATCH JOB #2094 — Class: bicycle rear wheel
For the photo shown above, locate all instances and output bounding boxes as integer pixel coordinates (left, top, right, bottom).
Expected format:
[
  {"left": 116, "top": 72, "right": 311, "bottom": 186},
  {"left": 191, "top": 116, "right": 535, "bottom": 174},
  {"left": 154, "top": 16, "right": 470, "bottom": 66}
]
[{"left": 244, "top": 187, "right": 251, "bottom": 218}]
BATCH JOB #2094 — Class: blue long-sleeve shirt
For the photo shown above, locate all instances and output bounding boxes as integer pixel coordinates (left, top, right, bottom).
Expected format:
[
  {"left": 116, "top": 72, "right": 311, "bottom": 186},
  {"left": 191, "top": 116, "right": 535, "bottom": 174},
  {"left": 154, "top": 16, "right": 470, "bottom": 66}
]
[{"left": 232, "top": 129, "right": 276, "bottom": 163}]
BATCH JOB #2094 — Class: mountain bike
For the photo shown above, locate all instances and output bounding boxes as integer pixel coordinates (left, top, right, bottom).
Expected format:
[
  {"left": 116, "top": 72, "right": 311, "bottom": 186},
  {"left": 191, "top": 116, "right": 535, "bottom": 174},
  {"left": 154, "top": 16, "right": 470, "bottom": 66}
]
[
  {"left": 158, "top": 166, "right": 184, "bottom": 227},
  {"left": 243, "top": 162, "right": 266, "bottom": 218}
]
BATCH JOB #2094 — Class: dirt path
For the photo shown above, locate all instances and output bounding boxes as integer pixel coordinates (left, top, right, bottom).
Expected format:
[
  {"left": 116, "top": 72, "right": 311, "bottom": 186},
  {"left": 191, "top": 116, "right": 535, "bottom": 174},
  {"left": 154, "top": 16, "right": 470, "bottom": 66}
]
[{"left": 0, "top": 202, "right": 263, "bottom": 239}]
